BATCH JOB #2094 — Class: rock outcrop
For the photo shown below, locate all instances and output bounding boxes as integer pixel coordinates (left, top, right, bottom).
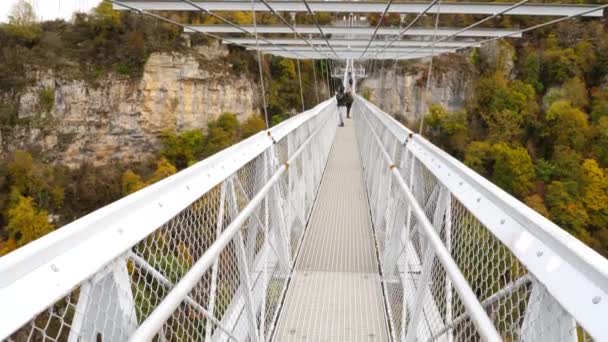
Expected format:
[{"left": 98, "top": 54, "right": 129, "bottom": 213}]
[
  {"left": 4, "top": 42, "right": 258, "bottom": 168},
  {"left": 359, "top": 54, "right": 473, "bottom": 123}
]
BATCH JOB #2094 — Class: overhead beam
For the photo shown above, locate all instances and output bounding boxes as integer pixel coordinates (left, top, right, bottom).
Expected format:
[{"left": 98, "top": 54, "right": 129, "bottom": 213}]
[
  {"left": 264, "top": 50, "right": 444, "bottom": 60},
  {"left": 184, "top": 25, "right": 523, "bottom": 38},
  {"left": 223, "top": 38, "right": 480, "bottom": 48},
  {"left": 246, "top": 46, "right": 456, "bottom": 53},
  {"left": 113, "top": 1, "right": 605, "bottom": 17}
]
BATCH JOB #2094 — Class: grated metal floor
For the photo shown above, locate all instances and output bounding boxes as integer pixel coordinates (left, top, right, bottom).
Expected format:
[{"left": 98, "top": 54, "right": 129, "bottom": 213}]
[{"left": 273, "top": 116, "right": 389, "bottom": 342}]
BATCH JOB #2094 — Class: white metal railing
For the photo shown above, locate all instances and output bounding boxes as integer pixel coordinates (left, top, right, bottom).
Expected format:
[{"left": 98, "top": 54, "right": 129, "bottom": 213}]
[
  {"left": 0, "top": 99, "right": 337, "bottom": 342},
  {"left": 354, "top": 95, "right": 608, "bottom": 341}
]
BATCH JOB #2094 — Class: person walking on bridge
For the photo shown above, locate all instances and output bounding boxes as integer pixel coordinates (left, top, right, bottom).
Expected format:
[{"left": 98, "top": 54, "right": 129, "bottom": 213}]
[
  {"left": 336, "top": 83, "right": 346, "bottom": 127},
  {"left": 344, "top": 78, "right": 354, "bottom": 119}
]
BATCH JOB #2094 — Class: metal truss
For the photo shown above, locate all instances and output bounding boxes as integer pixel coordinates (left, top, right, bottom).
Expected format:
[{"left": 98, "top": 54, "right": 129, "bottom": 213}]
[
  {"left": 223, "top": 38, "right": 481, "bottom": 48},
  {"left": 183, "top": 25, "right": 523, "bottom": 38},
  {"left": 113, "top": 1, "right": 605, "bottom": 17}
]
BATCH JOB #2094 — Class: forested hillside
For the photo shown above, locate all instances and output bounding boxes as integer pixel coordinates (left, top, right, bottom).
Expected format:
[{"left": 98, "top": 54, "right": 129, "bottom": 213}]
[{"left": 422, "top": 19, "right": 608, "bottom": 256}]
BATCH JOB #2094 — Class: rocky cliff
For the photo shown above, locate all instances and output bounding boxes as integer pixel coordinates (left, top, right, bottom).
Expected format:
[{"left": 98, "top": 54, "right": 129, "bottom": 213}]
[
  {"left": 1, "top": 41, "right": 258, "bottom": 168},
  {"left": 359, "top": 53, "right": 474, "bottom": 123}
]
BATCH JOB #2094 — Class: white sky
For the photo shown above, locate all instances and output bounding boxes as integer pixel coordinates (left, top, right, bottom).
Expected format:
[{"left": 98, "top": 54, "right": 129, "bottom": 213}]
[{"left": 0, "top": 0, "right": 103, "bottom": 23}]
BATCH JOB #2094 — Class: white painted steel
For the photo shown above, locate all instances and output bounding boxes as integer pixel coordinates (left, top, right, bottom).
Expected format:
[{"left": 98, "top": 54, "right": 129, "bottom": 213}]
[
  {"left": 113, "top": 1, "right": 605, "bottom": 17},
  {"left": 0, "top": 99, "right": 338, "bottom": 341},
  {"left": 354, "top": 95, "right": 608, "bottom": 341},
  {"left": 264, "top": 50, "right": 443, "bottom": 60},
  {"left": 184, "top": 25, "right": 523, "bottom": 38},
  {"left": 248, "top": 46, "right": 455, "bottom": 53},
  {"left": 226, "top": 38, "right": 481, "bottom": 48}
]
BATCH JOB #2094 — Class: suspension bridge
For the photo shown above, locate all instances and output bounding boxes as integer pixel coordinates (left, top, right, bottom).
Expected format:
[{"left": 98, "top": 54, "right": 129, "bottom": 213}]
[{"left": 2, "top": 1, "right": 608, "bottom": 341}]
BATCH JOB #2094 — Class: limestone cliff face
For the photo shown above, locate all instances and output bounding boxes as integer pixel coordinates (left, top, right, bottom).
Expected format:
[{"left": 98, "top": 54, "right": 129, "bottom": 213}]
[
  {"left": 359, "top": 54, "right": 473, "bottom": 123},
  {"left": 4, "top": 42, "right": 258, "bottom": 168}
]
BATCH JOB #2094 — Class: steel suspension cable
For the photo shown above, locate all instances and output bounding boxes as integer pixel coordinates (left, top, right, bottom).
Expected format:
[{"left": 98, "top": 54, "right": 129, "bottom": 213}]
[
  {"left": 389, "top": 14, "right": 406, "bottom": 114},
  {"left": 359, "top": 0, "right": 395, "bottom": 59},
  {"left": 371, "top": 0, "right": 441, "bottom": 59},
  {"left": 251, "top": 0, "right": 270, "bottom": 129},
  {"left": 293, "top": 16, "right": 306, "bottom": 112},
  {"left": 301, "top": 0, "right": 340, "bottom": 59},
  {"left": 111, "top": 1, "right": 307, "bottom": 59},
  {"left": 419, "top": 0, "right": 442, "bottom": 134},
  {"left": 329, "top": 59, "right": 335, "bottom": 94},
  {"left": 456, "top": 3, "right": 608, "bottom": 52},
  {"left": 327, "top": 60, "right": 332, "bottom": 94},
  {"left": 402, "top": 0, "right": 530, "bottom": 60},
  {"left": 312, "top": 59, "right": 320, "bottom": 102},
  {"left": 258, "top": 0, "right": 330, "bottom": 60}
]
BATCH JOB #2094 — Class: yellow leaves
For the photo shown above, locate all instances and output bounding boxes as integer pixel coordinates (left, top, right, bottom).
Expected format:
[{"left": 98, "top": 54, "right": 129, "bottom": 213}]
[
  {"left": 547, "top": 100, "right": 589, "bottom": 150},
  {"left": 94, "top": 0, "right": 122, "bottom": 28},
  {"left": 121, "top": 158, "right": 177, "bottom": 196},
  {"left": 0, "top": 239, "right": 17, "bottom": 257},
  {"left": 581, "top": 159, "right": 608, "bottom": 214},
  {"left": 241, "top": 115, "right": 266, "bottom": 139},
  {"left": 8, "top": 195, "right": 54, "bottom": 247},
  {"left": 524, "top": 194, "right": 549, "bottom": 218},
  {"left": 148, "top": 157, "right": 177, "bottom": 184},
  {"left": 121, "top": 170, "right": 145, "bottom": 195}
]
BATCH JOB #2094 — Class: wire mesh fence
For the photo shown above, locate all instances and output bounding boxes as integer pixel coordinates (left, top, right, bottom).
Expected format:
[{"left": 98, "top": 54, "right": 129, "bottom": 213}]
[
  {"left": 354, "top": 96, "right": 598, "bottom": 342},
  {"left": 4, "top": 100, "right": 337, "bottom": 342}
]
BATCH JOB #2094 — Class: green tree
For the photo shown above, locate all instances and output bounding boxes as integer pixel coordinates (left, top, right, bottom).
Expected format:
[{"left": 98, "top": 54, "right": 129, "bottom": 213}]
[
  {"left": 424, "top": 104, "right": 468, "bottom": 157},
  {"left": 518, "top": 49, "right": 543, "bottom": 93},
  {"left": 547, "top": 100, "right": 589, "bottom": 151},
  {"left": 464, "top": 141, "right": 494, "bottom": 177},
  {"left": 6, "top": 0, "right": 41, "bottom": 41},
  {"left": 561, "top": 77, "right": 589, "bottom": 110},
  {"left": 551, "top": 145, "right": 583, "bottom": 181},
  {"left": 492, "top": 143, "right": 535, "bottom": 198},
  {"left": 542, "top": 35, "right": 579, "bottom": 85},
  {"left": 590, "top": 88, "right": 608, "bottom": 122},
  {"left": 160, "top": 129, "right": 205, "bottom": 169},
  {"left": 241, "top": 115, "right": 266, "bottom": 139},
  {"left": 8, "top": 195, "right": 54, "bottom": 247},
  {"left": 591, "top": 116, "right": 608, "bottom": 167},
  {"left": 546, "top": 181, "right": 588, "bottom": 236},
  {"left": 473, "top": 73, "right": 537, "bottom": 143},
  {"left": 8, "top": 150, "right": 36, "bottom": 194}
]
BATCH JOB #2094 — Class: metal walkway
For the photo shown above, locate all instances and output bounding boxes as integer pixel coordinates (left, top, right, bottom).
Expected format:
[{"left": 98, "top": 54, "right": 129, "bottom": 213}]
[{"left": 274, "top": 117, "right": 389, "bottom": 341}]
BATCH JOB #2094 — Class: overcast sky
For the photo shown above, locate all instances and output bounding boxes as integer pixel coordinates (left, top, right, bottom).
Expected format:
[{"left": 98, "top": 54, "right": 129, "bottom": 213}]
[{"left": 0, "top": 0, "right": 103, "bottom": 23}]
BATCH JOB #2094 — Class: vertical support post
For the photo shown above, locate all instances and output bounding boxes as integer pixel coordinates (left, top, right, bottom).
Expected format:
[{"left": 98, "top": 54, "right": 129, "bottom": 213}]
[
  {"left": 205, "top": 182, "right": 227, "bottom": 342},
  {"left": 521, "top": 279, "right": 578, "bottom": 342},
  {"left": 68, "top": 257, "right": 138, "bottom": 342},
  {"left": 404, "top": 186, "right": 449, "bottom": 342},
  {"left": 227, "top": 177, "right": 260, "bottom": 341},
  {"left": 444, "top": 192, "right": 454, "bottom": 342},
  {"left": 268, "top": 145, "right": 293, "bottom": 273}
]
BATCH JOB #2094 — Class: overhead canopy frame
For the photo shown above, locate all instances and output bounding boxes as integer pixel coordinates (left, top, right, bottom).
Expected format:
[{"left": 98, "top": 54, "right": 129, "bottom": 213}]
[
  {"left": 111, "top": 0, "right": 607, "bottom": 61},
  {"left": 113, "top": 1, "right": 605, "bottom": 17},
  {"left": 247, "top": 46, "right": 455, "bottom": 53},
  {"left": 224, "top": 38, "right": 481, "bottom": 48},
  {"left": 183, "top": 25, "right": 523, "bottom": 38},
  {"left": 266, "top": 50, "right": 441, "bottom": 60}
]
